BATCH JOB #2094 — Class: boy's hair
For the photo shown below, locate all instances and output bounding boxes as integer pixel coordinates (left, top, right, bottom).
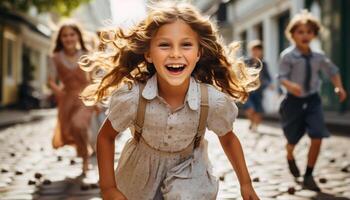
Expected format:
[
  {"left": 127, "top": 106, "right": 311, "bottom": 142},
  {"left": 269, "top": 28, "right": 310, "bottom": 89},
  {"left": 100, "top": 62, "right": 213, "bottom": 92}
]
[
  {"left": 52, "top": 20, "right": 88, "bottom": 53},
  {"left": 248, "top": 40, "right": 263, "bottom": 50},
  {"left": 285, "top": 9, "right": 321, "bottom": 42},
  {"left": 79, "top": 2, "right": 260, "bottom": 105}
]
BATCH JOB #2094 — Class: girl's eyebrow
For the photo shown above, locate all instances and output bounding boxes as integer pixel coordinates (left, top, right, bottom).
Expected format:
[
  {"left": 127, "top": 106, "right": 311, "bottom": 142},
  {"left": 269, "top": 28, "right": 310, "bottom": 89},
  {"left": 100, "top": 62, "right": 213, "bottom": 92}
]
[{"left": 155, "top": 37, "right": 196, "bottom": 41}]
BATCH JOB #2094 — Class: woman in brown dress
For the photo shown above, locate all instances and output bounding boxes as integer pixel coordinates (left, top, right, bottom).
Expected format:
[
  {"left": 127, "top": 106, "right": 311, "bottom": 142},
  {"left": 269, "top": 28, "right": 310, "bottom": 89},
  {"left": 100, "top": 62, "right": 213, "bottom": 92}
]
[{"left": 48, "top": 21, "right": 94, "bottom": 174}]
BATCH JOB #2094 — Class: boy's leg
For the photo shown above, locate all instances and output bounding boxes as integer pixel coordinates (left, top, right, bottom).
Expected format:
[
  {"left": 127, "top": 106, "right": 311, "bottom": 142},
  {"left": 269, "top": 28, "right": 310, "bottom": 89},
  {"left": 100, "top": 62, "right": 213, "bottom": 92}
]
[
  {"left": 243, "top": 100, "right": 255, "bottom": 130},
  {"left": 252, "top": 92, "right": 263, "bottom": 128},
  {"left": 279, "top": 95, "right": 305, "bottom": 178},
  {"left": 254, "top": 113, "right": 262, "bottom": 125},
  {"left": 245, "top": 108, "right": 254, "bottom": 123},
  {"left": 303, "top": 138, "right": 321, "bottom": 191},
  {"left": 303, "top": 94, "right": 329, "bottom": 191},
  {"left": 286, "top": 143, "right": 300, "bottom": 177},
  {"left": 286, "top": 143, "right": 295, "bottom": 160},
  {"left": 307, "top": 138, "right": 322, "bottom": 169}
]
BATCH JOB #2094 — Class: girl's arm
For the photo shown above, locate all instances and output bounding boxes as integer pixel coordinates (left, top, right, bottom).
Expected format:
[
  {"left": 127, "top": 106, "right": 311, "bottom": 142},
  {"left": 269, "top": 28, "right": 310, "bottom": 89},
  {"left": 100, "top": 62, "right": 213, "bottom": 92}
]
[
  {"left": 97, "top": 119, "right": 127, "bottom": 199},
  {"left": 47, "top": 55, "right": 62, "bottom": 96},
  {"left": 219, "top": 131, "right": 259, "bottom": 200}
]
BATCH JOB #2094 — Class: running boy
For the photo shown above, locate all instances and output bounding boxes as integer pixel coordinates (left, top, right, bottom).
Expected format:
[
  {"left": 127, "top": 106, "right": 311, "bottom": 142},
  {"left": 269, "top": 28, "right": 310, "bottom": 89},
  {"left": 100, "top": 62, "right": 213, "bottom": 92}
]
[{"left": 278, "top": 10, "right": 347, "bottom": 191}]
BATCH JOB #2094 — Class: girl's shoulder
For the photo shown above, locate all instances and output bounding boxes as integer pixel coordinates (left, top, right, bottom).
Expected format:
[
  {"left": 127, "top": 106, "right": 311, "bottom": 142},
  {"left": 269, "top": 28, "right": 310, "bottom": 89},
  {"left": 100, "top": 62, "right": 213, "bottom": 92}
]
[
  {"left": 107, "top": 82, "right": 141, "bottom": 133},
  {"left": 206, "top": 84, "right": 233, "bottom": 102},
  {"left": 109, "top": 83, "right": 139, "bottom": 107},
  {"left": 205, "top": 84, "right": 238, "bottom": 112},
  {"left": 204, "top": 84, "right": 239, "bottom": 136}
]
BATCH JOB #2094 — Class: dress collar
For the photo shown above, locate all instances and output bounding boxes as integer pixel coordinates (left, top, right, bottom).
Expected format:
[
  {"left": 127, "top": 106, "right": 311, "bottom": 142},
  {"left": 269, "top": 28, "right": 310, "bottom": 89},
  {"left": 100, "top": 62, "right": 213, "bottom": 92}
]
[{"left": 141, "top": 74, "right": 200, "bottom": 110}]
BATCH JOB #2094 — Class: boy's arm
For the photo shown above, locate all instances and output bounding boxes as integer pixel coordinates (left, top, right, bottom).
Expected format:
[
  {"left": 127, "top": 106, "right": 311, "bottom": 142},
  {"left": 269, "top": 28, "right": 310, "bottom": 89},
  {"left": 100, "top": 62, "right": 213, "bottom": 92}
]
[
  {"left": 278, "top": 53, "right": 302, "bottom": 96},
  {"left": 219, "top": 131, "right": 259, "bottom": 200},
  {"left": 330, "top": 74, "right": 347, "bottom": 102},
  {"left": 280, "top": 79, "right": 303, "bottom": 97},
  {"left": 319, "top": 56, "right": 347, "bottom": 102},
  {"left": 97, "top": 119, "right": 127, "bottom": 199}
]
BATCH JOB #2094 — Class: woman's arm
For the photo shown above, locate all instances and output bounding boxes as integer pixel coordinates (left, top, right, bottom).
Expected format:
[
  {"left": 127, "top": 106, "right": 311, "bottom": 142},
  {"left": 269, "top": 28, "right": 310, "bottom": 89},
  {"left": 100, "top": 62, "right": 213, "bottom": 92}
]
[
  {"left": 219, "top": 131, "right": 259, "bottom": 200},
  {"left": 97, "top": 119, "right": 127, "bottom": 199}
]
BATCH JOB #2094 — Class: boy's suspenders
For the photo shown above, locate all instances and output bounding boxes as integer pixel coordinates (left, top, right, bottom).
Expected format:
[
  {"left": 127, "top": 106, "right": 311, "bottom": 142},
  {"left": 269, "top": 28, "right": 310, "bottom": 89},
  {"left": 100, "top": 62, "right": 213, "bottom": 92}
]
[{"left": 133, "top": 83, "right": 208, "bottom": 151}]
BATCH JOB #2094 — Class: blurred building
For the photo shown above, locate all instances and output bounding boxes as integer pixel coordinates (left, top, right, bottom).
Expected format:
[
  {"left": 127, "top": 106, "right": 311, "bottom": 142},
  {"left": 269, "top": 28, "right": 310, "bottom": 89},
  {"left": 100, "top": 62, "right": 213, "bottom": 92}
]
[
  {"left": 71, "top": 0, "right": 112, "bottom": 53},
  {"left": 209, "top": 0, "right": 349, "bottom": 113},
  {"left": 0, "top": 0, "right": 112, "bottom": 109},
  {"left": 72, "top": 0, "right": 111, "bottom": 33},
  {"left": 0, "top": 8, "right": 52, "bottom": 109}
]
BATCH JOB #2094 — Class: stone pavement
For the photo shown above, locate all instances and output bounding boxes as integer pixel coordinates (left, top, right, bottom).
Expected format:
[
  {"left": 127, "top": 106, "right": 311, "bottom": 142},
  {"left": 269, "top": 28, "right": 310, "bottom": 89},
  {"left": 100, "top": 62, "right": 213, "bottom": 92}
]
[{"left": 0, "top": 115, "right": 349, "bottom": 200}]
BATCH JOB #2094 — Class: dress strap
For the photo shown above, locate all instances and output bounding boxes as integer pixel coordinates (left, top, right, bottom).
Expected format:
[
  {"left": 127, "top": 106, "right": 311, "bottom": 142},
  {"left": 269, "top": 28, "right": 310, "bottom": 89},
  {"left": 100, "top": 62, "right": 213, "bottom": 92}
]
[
  {"left": 134, "top": 84, "right": 147, "bottom": 142},
  {"left": 133, "top": 82, "right": 209, "bottom": 151},
  {"left": 193, "top": 84, "right": 208, "bottom": 149}
]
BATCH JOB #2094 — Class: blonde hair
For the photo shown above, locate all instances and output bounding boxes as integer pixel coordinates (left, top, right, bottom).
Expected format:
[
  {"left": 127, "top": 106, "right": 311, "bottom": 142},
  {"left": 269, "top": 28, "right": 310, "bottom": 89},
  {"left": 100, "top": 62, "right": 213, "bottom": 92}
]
[
  {"left": 285, "top": 9, "right": 321, "bottom": 42},
  {"left": 79, "top": 2, "right": 260, "bottom": 105}
]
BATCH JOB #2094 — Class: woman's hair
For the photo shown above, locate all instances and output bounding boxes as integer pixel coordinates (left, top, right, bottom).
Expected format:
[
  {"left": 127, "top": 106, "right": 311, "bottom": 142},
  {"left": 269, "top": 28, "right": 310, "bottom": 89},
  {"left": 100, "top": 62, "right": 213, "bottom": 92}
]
[
  {"left": 79, "top": 2, "right": 260, "bottom": 105},
  {"left": 53, "top": 21, "right": 88, "bottom": 53},
  {"left": 285, "top": 9, "right": 321, "bottom": 42}
]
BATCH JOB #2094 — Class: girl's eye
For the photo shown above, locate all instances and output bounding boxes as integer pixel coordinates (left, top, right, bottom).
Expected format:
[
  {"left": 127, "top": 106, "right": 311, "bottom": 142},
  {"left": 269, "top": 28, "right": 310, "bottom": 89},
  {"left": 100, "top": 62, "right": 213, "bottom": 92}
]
[
  {"left": 158, "top": 43, "right": 169, "bottom": 47},
  {"left": 182, "top": 42, "right": 193, "bottom": 47}
]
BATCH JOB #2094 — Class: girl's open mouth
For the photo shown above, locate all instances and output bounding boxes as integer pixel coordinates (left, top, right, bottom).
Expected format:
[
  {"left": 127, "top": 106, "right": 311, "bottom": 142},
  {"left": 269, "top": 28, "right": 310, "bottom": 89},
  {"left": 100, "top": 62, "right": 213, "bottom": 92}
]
[{"left": 166, "top": 64, "right": 185, "bottom": 74}]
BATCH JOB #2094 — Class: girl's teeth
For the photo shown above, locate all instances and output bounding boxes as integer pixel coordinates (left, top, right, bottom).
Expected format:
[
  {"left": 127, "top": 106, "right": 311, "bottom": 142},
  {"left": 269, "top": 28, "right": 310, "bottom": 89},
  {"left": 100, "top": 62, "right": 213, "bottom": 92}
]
[{"left": 167, "top": 65, "right": 183, "bottom": 68}]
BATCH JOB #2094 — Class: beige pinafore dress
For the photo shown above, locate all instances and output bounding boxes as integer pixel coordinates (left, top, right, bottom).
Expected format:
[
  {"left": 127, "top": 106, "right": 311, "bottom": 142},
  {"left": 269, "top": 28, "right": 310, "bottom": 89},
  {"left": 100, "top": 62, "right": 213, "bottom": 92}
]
[{"left": 108, "top": 75, "right": 238, "bottom": 200}]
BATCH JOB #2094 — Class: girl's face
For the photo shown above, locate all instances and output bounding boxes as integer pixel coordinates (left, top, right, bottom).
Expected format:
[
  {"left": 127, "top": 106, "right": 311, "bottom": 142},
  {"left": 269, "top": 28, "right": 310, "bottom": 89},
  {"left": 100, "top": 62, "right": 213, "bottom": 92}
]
[
  {"left": 60, "top": 27, "right": 79, "bottom": 51},
  {"left": 145, "top": 19, "right": 200, "bottom": 87},
  {"left": 291, "top": 23, "right": 315, "bottom": 50}
]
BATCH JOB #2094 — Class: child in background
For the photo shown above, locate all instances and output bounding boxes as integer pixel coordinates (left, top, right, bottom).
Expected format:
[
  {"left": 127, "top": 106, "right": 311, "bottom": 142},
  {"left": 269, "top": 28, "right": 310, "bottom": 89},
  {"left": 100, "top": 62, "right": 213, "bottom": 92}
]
[
  {"left": 278, "top": 10, "right": 347, "bottom": 191},
  {"left": 81, "top": 2, "right": 260, "bottom": 199},
  {"left": 48, "top": 21, "right": 94, "bottom": 175},
  {"left": 243, "top": 40, "right": 271, "bottom": 132}
]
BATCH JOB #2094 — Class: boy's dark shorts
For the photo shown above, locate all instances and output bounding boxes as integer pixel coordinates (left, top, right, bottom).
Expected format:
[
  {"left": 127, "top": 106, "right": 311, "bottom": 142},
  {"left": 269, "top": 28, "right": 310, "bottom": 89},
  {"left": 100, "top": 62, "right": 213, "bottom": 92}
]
[
  {"left": 243, "top": 91, "right": 264, "bottom": 113},
  {"left": 279, "top": 93, "right": 330, "bottom": 144}
]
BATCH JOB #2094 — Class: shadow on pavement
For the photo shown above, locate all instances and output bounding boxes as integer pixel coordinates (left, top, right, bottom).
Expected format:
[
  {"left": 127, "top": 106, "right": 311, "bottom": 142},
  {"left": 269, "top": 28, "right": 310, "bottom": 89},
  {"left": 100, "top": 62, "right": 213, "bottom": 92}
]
[{"left": 313, "top": 192, "right": 350, "bottom": 200}]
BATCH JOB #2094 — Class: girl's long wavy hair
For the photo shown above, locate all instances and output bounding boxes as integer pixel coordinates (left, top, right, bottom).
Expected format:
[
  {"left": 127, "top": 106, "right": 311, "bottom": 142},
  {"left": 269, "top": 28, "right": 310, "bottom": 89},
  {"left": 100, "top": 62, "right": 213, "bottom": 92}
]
[{"left": 79, "top": 2, "right": 260, "bottom": 105}]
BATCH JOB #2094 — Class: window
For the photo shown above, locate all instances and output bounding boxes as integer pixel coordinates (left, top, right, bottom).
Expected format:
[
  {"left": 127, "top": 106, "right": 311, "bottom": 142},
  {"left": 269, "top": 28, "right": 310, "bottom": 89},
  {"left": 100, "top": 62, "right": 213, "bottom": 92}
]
[
  {"left": 3, "top": 29, "right": 17, "bottom": 81},
  {"left": 6, "top": 39, "right": 14, "bottom": 78}
]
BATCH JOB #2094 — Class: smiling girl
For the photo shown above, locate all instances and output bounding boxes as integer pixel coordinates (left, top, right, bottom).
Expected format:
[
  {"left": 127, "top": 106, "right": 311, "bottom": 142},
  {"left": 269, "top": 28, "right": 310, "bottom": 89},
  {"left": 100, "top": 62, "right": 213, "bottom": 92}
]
[
  {"left": 48, "top": 21, "right": 94, "bottom": 175},
  {"left": 80, "top": 2, "right": 260, "bottom": 200}
]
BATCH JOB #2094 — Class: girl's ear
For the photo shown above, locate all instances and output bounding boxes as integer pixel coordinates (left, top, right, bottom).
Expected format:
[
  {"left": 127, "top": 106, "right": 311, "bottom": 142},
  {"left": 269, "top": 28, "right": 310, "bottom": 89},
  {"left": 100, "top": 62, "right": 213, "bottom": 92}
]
[
  {"left": 144, "top": 52, "right": 152, "bottom": 63},
  {"left": 196, "top": 49, "right": 202, "bottom": 61}
]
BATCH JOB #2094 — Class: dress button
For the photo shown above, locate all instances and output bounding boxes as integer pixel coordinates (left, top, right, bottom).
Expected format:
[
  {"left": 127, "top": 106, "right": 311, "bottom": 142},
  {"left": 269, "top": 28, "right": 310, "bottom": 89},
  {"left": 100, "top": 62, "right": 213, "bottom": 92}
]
[
  {"left": 169, "top": 126, "right": 173, "bottom": 130},
  {"left": 168, "top": 135, "right": 172, "bottom": 139},
  {"left": 164, "top": 142, "right": 169, "bottom": 146}
]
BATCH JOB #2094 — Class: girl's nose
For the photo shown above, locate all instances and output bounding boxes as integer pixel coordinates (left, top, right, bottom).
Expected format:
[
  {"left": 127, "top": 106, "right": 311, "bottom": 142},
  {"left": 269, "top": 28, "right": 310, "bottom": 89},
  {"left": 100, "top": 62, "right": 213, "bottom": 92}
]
[{"left": 169, "top": 47, "right": 182, "bottom": 58}]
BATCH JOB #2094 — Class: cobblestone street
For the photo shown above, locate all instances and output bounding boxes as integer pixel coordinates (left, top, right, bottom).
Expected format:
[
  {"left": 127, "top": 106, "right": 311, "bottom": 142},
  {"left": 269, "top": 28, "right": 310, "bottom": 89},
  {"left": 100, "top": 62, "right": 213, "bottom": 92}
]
[{"left": 0, "top": 113, "right": 349, "bottom": 200}]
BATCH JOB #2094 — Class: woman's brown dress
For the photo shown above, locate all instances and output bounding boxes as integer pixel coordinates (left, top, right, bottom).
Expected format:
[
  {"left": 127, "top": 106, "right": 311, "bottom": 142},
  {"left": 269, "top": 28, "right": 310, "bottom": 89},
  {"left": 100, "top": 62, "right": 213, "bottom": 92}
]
[{"left": 50, "top": 50, "right": 93, "bottom": 159}]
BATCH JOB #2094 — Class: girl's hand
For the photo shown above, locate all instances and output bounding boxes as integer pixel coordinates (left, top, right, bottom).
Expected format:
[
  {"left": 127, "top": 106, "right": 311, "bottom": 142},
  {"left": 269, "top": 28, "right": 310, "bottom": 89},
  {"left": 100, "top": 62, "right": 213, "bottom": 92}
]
[
  {"left": 240, "top": 183, "right": 260, "bottom": 200},
  {"left": 288, "top": 83, "right": 302, "bottom": 97},
  {"left": 101, "top": 188, "right": 127, "bottom": 200}
]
